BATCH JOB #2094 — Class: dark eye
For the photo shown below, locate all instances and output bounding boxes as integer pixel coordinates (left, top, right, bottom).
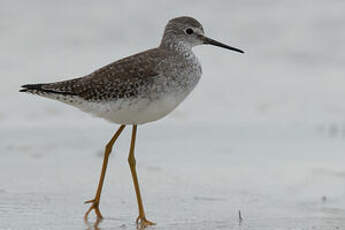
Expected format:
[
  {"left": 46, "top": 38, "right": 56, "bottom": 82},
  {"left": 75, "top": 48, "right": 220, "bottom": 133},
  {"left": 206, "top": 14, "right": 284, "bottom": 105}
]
[{"left": 185, "top": 28, "right": 194, "bottom": 35}]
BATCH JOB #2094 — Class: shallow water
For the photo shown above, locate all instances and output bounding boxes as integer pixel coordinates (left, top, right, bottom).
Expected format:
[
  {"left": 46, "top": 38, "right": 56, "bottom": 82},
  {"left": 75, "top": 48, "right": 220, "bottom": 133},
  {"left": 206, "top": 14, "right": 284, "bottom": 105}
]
[{"left": 1, "top": 123, "right": 345, "bottom": 229}]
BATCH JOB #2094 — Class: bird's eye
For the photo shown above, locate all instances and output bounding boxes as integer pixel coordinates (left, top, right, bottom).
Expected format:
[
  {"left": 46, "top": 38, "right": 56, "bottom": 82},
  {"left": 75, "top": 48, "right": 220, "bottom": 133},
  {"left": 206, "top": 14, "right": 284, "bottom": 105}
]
[{"left": 185, "top": 28, "right": 194, "bottom": 35}]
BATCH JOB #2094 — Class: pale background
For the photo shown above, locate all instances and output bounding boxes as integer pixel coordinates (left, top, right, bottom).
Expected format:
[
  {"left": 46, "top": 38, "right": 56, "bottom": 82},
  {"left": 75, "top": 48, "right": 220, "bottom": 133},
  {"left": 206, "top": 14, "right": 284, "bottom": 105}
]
[{"left": 1, "top": 0, "right": 345, "bottom": 229}]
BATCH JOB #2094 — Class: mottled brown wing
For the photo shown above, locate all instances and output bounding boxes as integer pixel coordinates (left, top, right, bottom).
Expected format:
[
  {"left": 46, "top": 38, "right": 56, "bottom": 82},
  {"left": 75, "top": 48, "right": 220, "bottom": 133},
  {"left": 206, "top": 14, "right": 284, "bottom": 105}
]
[{"left": 22, "top": 48, "right": 172, "bottom": 101}]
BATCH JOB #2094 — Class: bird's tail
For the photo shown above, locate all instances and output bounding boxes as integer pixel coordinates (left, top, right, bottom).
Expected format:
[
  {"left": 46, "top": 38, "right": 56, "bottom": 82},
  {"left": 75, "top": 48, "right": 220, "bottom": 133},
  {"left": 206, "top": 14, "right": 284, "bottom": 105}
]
[
  {"left": 20, "top": 84, "right": 45, "bottom": 94},
  {"left": 20, "top": 83, "right": 76, "bottom": 96}
]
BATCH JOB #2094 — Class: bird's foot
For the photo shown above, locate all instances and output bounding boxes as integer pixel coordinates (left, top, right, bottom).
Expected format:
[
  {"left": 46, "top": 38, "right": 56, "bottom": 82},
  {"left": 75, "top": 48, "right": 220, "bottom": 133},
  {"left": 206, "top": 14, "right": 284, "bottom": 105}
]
[
  {"left": 136, "top": 216, "right": 155, "bottom": 229},
  {"left": 84, "top": 199, "right": 103, "bottom": 221}
]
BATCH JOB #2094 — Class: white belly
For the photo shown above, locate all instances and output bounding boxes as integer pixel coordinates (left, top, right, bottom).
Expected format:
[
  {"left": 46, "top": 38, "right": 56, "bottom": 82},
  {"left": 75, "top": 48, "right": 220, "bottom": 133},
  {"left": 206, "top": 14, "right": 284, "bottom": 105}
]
[{"left": 76, "top": 93, "right": 187, "bottom": 124}]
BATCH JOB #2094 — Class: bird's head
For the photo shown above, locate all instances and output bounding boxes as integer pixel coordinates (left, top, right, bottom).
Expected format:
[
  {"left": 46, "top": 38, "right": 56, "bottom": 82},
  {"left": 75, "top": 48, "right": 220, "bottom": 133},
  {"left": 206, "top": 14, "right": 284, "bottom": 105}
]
[{"left": 160, "top": 16, "right": 244, "bottom": 54}]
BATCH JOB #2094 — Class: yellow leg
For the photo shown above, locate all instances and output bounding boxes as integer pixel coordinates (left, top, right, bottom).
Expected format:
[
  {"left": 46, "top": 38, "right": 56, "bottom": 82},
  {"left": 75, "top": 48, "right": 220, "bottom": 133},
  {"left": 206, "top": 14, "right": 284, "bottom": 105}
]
[
  {"left": 128, "top": 125, "right": 155, "bottom": 228},
  {"left": 84, "top": 125, "right": 126, "bottom": 221}
]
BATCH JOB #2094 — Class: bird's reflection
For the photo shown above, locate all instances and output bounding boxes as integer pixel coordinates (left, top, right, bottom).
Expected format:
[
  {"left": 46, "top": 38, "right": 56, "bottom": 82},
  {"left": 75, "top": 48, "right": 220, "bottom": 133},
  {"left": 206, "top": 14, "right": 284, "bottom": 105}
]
[
  {"left": 84, "top": 217, "right": 152, "bottom": 230},
  {"left": 85, "top": 217, "right": 102, "bottom": 230}
]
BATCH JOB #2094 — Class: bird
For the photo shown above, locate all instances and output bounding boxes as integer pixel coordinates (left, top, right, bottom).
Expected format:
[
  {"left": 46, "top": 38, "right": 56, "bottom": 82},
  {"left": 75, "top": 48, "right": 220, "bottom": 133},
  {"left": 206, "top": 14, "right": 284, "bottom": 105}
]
[{"left": 20, "top": 16, "right": 244, "bottom": 228}]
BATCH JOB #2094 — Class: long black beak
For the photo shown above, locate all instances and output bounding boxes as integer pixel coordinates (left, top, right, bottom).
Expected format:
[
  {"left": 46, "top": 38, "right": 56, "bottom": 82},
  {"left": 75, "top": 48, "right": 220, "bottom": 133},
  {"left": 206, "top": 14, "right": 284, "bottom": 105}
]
[{"left": 200, "top": 35, "right": 244, "bottom": 54}]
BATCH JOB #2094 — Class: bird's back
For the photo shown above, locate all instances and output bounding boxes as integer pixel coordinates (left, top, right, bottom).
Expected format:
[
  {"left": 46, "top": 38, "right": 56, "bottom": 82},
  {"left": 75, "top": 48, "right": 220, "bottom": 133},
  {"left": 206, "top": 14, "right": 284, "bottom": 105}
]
[{"left": 22, "top": 48, "right": 172, "bottom": 100}]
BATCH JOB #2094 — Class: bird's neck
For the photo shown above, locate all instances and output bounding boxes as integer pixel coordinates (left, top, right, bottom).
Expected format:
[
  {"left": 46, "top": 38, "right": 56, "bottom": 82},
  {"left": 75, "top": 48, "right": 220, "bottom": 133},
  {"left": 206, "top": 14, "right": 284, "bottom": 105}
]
[{"left": 160, "top": 36, "right": 193, "bottom": 55}]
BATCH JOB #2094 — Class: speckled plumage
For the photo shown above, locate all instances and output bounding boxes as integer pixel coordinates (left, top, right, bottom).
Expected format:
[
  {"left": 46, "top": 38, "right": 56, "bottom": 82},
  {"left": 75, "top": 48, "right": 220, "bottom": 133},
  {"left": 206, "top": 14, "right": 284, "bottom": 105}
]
[
  {"left": 21, "top": 16, "right": 243, "bottom": 124},
  {"left": 25, "top": 47, "right": 200, "bottom": 102}
]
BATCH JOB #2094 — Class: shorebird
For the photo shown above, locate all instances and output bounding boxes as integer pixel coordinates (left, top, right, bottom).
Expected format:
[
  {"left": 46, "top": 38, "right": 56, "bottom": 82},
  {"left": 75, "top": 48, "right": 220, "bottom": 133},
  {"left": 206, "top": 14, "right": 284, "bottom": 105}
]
[{"left": 20, "top": 16, "right": 244, "bottom": 228}]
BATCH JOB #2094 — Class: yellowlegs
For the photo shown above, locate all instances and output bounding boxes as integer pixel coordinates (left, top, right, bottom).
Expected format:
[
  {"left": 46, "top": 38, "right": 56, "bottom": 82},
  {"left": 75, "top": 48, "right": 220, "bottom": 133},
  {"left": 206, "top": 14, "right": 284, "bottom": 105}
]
[{"left": 20, "top": 16, "right": 244, "bottom": 228}]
